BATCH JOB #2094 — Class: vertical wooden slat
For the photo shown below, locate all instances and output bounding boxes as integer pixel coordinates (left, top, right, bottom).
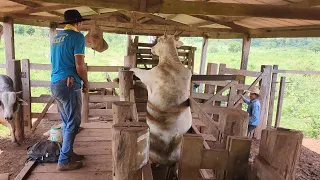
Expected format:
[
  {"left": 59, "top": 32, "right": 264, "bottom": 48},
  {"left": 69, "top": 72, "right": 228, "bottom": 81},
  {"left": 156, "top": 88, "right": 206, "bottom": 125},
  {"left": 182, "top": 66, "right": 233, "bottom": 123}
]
[
  {"left": 204, "top": 63, "right": 218, "bottom": 94},
  {"left": 3, "top": 17, "right": 15, "bottom": 74},
  {"left": 255, "top": 65, "right": 272, "bottom": 139},
  {"left": 178, "top": 134, "right": 203, "bottom": 180},
  {"left": 240, "top": 35, "right": 251, "bottom": 71},
  {"left": 275, "top": 77, "right": 286, "bottom": 128},
  {"left": 21, "top": 59, "right": 31, "bottom": 131},
  {"left": 199, "top": 36, "right": 208, "bottom": 93},
  {"left": 119, "top": 69, "right": 134, "bottom": 101},
  {"left": 214, "top": 63, "right": 226, "bottom": 107},
  {"left": 267, "top": 65, "right": 278, "bottom": 128},
  {"left": 81, "top": 63, "right": 89, "bottom": 123},
  {"left": 7, "top": 60, "right": 24, "bottom": 142}
]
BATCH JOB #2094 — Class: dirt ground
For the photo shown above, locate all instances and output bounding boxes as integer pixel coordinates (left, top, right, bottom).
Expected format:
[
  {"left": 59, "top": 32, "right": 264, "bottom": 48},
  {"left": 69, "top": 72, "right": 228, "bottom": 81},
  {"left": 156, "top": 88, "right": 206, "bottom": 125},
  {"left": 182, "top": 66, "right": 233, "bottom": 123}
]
[
  {"left": 251, "top": 138, "right": 320, "bottom": 180},
  {"left": 1, "top": 122, "right": 320, "bottom": 180}
]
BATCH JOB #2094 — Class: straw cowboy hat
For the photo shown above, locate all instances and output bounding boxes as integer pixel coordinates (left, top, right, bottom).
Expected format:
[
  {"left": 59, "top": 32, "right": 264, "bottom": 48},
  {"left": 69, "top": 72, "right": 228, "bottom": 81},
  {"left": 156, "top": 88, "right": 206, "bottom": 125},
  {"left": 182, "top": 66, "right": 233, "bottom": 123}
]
[
  {"left": 60, "top": 10, "right": 90, "bottom": 24},
  {"left": 245, "top": 87, "right": 260, "bottom": 95}
]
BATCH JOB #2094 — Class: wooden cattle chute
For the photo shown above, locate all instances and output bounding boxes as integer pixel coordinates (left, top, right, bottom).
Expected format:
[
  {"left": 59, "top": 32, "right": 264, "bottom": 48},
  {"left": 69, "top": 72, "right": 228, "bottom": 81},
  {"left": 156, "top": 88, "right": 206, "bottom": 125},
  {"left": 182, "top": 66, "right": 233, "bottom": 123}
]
[
  {"left": 20, "top": 59, "right": 123, "bottom": 131},
  {"left": 127, "top": 36, "right": 196, "bottom": 73}
]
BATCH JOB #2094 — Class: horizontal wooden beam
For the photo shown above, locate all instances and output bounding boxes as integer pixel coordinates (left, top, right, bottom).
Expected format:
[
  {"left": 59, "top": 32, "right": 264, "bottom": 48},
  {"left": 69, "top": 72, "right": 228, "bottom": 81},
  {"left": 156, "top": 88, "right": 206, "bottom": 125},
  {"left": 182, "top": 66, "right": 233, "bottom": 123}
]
[
  {"left": 191, "top": 75, "right": 241, "bottom": 81},
  {"left": 28, "top": 0, "right": 320, "bottom": 20}
]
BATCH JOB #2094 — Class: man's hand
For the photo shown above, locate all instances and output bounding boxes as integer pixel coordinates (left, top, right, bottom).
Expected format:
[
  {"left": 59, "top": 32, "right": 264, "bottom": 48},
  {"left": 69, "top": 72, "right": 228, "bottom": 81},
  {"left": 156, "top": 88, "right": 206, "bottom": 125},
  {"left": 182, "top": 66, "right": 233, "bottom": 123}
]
[
  {"left": 82, "top": 81, "right": 88, "bottom": 93},
  {"left": 75, "top": 55, "right": 88, "bottom": 93}
]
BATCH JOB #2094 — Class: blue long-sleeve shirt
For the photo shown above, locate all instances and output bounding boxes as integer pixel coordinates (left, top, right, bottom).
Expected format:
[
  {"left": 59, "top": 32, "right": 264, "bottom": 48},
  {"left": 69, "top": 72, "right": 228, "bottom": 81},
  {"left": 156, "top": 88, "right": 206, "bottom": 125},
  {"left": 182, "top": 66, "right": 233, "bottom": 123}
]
[{"left": 243, "top": 98, "right": 261, "bottom": 126}]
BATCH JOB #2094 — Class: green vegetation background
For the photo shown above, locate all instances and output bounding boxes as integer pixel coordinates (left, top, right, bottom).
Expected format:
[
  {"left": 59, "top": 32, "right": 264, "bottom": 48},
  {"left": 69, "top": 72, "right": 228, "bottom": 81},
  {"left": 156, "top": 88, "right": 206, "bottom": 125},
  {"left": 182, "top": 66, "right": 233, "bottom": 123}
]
[{"left": 0, "top": 25, "right": 319, "bottom": 138}]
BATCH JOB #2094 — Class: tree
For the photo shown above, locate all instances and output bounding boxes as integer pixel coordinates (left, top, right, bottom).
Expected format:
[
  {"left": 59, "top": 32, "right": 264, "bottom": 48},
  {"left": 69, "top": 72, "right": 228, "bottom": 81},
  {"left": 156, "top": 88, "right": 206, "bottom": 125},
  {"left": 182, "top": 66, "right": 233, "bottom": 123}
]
[
  {"left": 15, "top": 26, "right": 25, "bottom": 35},
  {"left": 308, "top": 42, "right": 320, "bottom": 53},
  {"left": 228, "top": 42, "right": 241, "bottom": 53},
  {"left": 26, "top": 27, "right": 36, "bottom": 36}
]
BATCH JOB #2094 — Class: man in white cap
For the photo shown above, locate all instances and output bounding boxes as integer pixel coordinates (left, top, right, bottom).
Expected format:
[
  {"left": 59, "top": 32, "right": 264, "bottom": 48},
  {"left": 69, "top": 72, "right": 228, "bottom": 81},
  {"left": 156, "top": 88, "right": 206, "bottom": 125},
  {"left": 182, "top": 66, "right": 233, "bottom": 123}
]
[{"left": 241, "top": 87, "right": 261, "bottom": 135}]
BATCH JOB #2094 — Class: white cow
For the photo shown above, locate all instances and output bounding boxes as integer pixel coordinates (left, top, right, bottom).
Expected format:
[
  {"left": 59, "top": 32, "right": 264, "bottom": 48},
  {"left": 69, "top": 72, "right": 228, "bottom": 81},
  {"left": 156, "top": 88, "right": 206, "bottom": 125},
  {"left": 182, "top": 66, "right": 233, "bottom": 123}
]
[
  {"left": 0, "top": 75, "right": 27, "bottom": 145},
  {"left": 131, "top": 34, "right": 192, "bottom": 165}
]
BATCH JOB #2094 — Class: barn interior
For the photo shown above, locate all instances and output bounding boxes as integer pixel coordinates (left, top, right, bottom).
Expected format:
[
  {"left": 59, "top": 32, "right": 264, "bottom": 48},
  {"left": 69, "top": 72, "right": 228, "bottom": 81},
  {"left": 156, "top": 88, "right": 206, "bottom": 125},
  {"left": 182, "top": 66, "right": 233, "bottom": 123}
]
[{"left": 0, "top": 0, "right": 320, "bottom": 180}]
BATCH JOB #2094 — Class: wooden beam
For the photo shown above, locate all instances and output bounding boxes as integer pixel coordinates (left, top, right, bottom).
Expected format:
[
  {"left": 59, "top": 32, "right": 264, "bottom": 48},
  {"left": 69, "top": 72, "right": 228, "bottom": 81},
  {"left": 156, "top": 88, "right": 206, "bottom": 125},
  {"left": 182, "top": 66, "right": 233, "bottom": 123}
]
[
  {"left": 199, "top": 36, "right": 208, "bottom": 93},
  {"left": 31, "top": 97, "right": 55, "bottom": 133},
  {"left": 49, "top": 22, "right": 57, "bottom": 45},
  {"left": 267, "top": 65, "right": 278, "bottom": 128},
  {"left": 290, "top": 0, "right": 320, "bottom": 7},
  {"left": 275, "top": 77, "right": 286, "bottom": 128},
  {"left": 191, "top": 75, "right": 240, "bottom": 81},
  {"left": 7, "top": 4, "right": 76, "bottom": 15},
  {"left": 240, "top": 35, "right": 251, "bottom": 71},
  {"left": 3, "top": 17, "right": 15, "bottom": 66},
  {"left": 14, "top": 161, "right": 37, "bottom": 180}
]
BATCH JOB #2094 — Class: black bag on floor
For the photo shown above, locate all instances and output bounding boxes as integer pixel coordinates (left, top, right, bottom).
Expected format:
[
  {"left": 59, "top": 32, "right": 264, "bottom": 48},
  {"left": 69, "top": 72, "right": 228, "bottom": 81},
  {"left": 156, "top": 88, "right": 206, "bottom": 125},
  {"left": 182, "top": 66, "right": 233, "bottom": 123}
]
[{"left": 26, "top": 140, "right": 62, "bottom": 163}]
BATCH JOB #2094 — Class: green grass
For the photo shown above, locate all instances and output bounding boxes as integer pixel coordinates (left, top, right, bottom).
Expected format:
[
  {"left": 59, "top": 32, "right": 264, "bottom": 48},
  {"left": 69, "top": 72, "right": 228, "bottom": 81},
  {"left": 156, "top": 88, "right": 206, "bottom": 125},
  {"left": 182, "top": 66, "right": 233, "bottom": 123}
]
[{"left": 0, "top": 25, "right": 319, "bottom": 138}]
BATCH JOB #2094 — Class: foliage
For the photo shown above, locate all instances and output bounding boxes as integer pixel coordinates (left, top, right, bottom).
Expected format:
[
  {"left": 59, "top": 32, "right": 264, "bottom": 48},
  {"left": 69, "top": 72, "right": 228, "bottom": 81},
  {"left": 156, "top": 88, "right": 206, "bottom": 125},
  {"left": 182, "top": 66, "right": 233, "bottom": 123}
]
[
  {"left": 26, "top": 27, "right": 36, "bottom": 36},
  {"left": 308, "top": 42, "right": 320, "bottom": 53},
  {"left": 0, "top": 25, "right": 320, "bottom": 138},
  {"left": 228, "top": 42, "right": 242, "bottom": 53}
]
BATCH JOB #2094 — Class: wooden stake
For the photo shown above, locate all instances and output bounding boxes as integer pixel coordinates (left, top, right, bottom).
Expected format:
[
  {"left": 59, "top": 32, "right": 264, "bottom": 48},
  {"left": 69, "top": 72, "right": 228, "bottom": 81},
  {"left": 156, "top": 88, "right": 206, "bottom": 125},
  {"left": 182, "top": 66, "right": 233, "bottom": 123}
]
[
  {"left": 112, "top": 101, "right": 138, "bottom": 124},
  {"left": 112, "top": 123, "right": 149, "bottom": 180},
  {"left": 21, "top": 59, "right": 32, "bottom": 131},
  {"left": 267, "top": 65, "right": 278, "bottom": 128},
  {"left": 275, "top": 77, "right": 286, "bottom": 128},
  {"left": 119, "top": 69, "right": 134, "bottom": 101},
  {"left": 3, "top": 17, "right": 15, "bottom": 71},
  {"left": 7, "top": 60, "right": 24, "bottom": 142}
]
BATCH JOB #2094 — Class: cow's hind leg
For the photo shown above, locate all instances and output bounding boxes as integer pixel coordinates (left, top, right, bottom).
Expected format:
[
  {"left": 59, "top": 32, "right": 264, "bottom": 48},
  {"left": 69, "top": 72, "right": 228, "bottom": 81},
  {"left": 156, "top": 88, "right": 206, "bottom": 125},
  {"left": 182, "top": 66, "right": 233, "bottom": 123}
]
[{"left": 4, "top": 121, "right": 19, "bottom": 146}]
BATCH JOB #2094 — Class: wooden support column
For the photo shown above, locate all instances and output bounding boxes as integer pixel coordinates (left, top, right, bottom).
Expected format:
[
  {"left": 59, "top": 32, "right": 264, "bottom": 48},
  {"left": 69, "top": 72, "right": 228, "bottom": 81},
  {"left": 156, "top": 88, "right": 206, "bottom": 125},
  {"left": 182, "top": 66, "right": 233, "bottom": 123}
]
[
  {"left": 81, "top": 63, "right": 89, "bottom": 123},
  {"left": 112, "top": 123, "right": 149, "bottom": 180},
  {"left": 214, "top": 63, "right": 226, "bottom": 107},
  {"left": 126, "top": 34, "right": 133, "bottom": 56},
  {"left": 21, "top": 59, "right": 32, "bottom": 131},
  {"left": 119, "top": 69, "right": 134, "bottom": 101},
  {"left": 240, "top": 35, "right": 251, "bottom": 71},
  {"left": 199, "top": 36, "right": 208, "bottom": 93},
  {"left": 49, "top": 22, "right": 57, "bottom": 45},
  {"left": 7, "top": 60, "right": 24, "bottom": 142},
  {"left": 204, "top": 63, "right": 218, "bottom": 94},
  {"left": 275, "top": 77, "right": 286, "bottom": 128},
  {"left": 3, "top": 17, "right": 15, "bottom": 75},
  {"left": 112, "top": 101, "right": 138, "bottom": 124},
  {"left": 267, "top": 65, "right": 278, "bottom": 128},
  {"left": 124, "top": 55, "right": 137, "bottom": 68}
]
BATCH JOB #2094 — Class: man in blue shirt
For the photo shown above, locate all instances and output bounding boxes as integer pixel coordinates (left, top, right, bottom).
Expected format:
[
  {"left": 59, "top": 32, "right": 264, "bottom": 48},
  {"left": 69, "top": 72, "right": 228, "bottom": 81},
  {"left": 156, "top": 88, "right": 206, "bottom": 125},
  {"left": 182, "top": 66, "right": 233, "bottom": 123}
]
[
  {"left": 241, "top": 87, "right": 261, "bottom": 136},
  {"left": 50, "top": 10, "right": 89, "bottom": 171}
]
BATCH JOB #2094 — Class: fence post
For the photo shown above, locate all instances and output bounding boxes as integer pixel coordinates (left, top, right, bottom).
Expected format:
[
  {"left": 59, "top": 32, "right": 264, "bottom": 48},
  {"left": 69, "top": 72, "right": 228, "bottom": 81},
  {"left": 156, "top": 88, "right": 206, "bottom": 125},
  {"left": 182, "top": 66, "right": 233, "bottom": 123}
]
[
  {"left": 112, "top": 101, "right": 138, "bottom": 124},
  {"left": 214, "top": 63, "right": 226, "bottom": 107},
  {"left": 204, "top": 63, "right": 218, "bottom": 94},
  {"left": 275, "top": 77, "right": 286, "bottom": 128},
  {"left": 119, "top": 69, "right": 134, "bottom": 101},
  {"left": 267, "top": 65, "right": 278, "bottom": 128},
  {"left": 7, "top": 60, "right": 24, "bottom": 142},
  {"left": 81, "top": 63, "right": 89, "bottom": 123},
  {"left": 21, "top": 59, "right": 31, "bottom": 131}
]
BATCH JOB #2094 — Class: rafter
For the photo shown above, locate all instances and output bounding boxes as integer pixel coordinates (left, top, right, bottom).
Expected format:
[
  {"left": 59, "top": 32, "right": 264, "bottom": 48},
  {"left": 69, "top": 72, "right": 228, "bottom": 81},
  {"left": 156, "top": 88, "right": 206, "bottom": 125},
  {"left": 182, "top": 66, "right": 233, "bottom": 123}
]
[
  {"left": 7, "top": 4, "right": 75, "bottom": 16},
  {"left": 290, "top": 0, "right": 320, "bottom": 7}
]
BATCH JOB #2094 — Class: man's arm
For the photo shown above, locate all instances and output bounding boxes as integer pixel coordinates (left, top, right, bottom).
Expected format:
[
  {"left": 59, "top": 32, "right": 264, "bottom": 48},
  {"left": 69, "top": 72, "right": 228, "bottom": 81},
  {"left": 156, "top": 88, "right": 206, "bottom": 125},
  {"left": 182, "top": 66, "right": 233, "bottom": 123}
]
[
  {"left": 75, "top": 55, "right": 88, "bottom": 92},
  {"left": 249, "top": 103, "right": 261, "bottom": 125},
  {"left": 241, "top": 95, "right": 250, "bottom": 105}
]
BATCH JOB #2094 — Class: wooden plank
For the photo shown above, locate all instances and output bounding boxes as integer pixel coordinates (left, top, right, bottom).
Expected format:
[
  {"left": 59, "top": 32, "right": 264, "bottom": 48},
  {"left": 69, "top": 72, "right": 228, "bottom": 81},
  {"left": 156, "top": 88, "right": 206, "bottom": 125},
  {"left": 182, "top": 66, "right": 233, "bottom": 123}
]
[
  {"left": 89, "top": 109, "right": 113, "bottom": 116},
  {"left": 178, "top": 134, "right": 203, "bottom": 180},
  {"left": 28, "top": 172, "right": 112, "bottom": 180},
  {"left": 202, "top": 81, "right": 238, "bottom": 107},
  {"left": 30, "top": 80, "right": 50, "bottom": 87},
  {"left": 200, "top": 149, "right": 228, "bottom": 170},
  {"left": 267, "top": 65, "right": 278, "bottom": 128},
  {"left": 3, "top": 17, "right": 15, "bottom": 66},
  {"left": 14, "top": 161, "right": 37, "bottom": 180},
  {"left": 240, "top": 35, "right": 251, "bottom": 71},
  {"left": 31, "top": 95, "right": 52, "bottom": 103},
  {"left": 29, "top": 63, "right": 52, "bottom": 70},
  {"left": 204, "top": 63, "right": 218, "bottom": 94},
  {"left": 224, "top": 68, "right": 261, "bottom": 77},
  {"left": 0, "top": 173, "right": 9, "bottom": 180},
  {"left": 31, "top": 97, "right": 55, "bottom": 133},
  {"left": 89, "top": 95, "right": 120, "bottom": 102},
  {"left": 31, "top": 113, "right": 60, "bottom": 120},
  {"left": 82, "top": 64, "right": 89, "bottom": 123},
  {"left": 275, "top": 77, "right": 286, "bottom": 128},
  {"left": 273, "top": 69, "right": 320, "bottom": 75},
  {"left": 0, "top": 64, "right": 7, "bottom": 68},
  {"left": 192, "top": 75, "right": 240, "bottom": 81},
  {"left": 192, "top": 92, "right": 228, "bottom": 102},
  {"left": 215, "top": 64, "right": 226, "bottom": 107},
  {"left": 76, "top": 129, "right": 111, "bottom": 138},
  {"left": 199, "top": 37, "right": 208, "bottom": 92},
  {"left": 49, "top": 23, "right": 57, "bottom": 45},
  {"left": 21, "top": 59, "right": 32, "bottom": 131},
  {"left": 191, "top": 125, "right": 210, "bottom": 149},
  {"left": 142, "top": 162, "right": 153, "bottom": 180},
  {"left": 87, "top": 66, "right": 124, "bottom": 72},
  {"left": 254, "top": 156, "right": 285, "bottom": 180},
  {"left": 74, "top": 141, "right": 111, "bottom": 155},
  {"left": 227, "top": 85, "right": 237, "bottom": 108},
  {"left": 80, "top": 122, "right": 112, "bottom": 129},
  {"left": 89, "top": 82, "right": 119, "bottom": 89},
  {"left": 33, "top": 155, "right": 112, "bottom": 173}
]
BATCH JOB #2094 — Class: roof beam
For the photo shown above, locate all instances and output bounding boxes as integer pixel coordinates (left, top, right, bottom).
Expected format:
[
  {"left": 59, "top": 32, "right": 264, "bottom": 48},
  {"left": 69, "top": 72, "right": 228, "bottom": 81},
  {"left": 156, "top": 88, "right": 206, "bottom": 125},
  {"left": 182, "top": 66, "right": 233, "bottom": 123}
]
[
  {"left": 9, "top": 0, "right": 65, "bottom": 16},
  {"left": 290, "top": 0, "right": 320, "bottom": 7},
  {"left": 26, "top": 0, "right": 320, "bottom": 20},
  {"left": 7, "top": 4, "right": 75, "bottom": 15}
]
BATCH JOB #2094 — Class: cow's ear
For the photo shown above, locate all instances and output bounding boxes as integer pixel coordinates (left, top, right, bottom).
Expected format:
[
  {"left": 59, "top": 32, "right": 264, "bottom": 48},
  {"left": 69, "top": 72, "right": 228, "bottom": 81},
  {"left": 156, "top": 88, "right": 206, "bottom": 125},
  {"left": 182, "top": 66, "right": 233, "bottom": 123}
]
[
  {"left": 175, "top": 40, "right": 183, "bottom": 48},
  {"left": 17, "top": 98, "right": 28, "bottom": 106}
]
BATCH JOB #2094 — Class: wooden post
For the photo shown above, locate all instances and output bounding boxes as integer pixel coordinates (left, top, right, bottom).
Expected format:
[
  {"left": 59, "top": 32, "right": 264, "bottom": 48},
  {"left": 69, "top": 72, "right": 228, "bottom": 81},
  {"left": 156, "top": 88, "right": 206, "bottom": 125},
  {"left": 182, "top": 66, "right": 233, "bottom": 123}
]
[
  {"left": 7, "top": 60, "right": 24, "bottom": 142},
  {"left": 178, "top": 134, "right": 203, "bottom": 180},
  {"left": 21, "top": 59, "right": 31, "bottom": 131},
  {"left": 188, "top": 47, "right": 196, "bottom": 73},
  {"left": 254, "top": 65, "right": 272, "bottom": 139},
  {"left": 240, "top": 35, "right": 251, "bottom": 71},
  {"left": 204, "top": 63, "right": 218, "bottom": 94},
  {"left": 3, "top": 17, "right": 15, "bottom": 74},
  {"left": 267, "top": 65, "right": 278, "bottom": 128},
  {"left": 226, "top": 136, "right": 252, "bottom": 180},
  {"left": 275, "top": 77, "right": 286, "bottom": 128},
  {"left": 214, "top": 63, "right": 226, "bottom": 107},
  {"left": 124, "top": 55, "right": 137, "bottom": 68},
  {"left": 126, "top": 34, "right": 132, "bottom": 56},
  {"left": 112, "top": 101, "right": 138, "bottom": 124},
  {"left": 81, "top": 63, "right": 89, "bottom": 123},
  {"left": 49, "top": 22, "right": 57, "bottom": 45},
  {"left": 112, "top": 123, "right": 149, "bottom": 180},
  {"left": 199, "top": 36, "right": 208, "bottom": 93},
  {"left": 119, "top": 69, "right": 134, "bottom": 101}
]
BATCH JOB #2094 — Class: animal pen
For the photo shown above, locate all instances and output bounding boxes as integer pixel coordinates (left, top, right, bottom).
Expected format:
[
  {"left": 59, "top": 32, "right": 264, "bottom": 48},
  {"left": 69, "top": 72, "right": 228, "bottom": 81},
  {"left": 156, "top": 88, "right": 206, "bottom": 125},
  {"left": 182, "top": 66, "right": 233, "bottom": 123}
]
[{"left": 1, "top": 0, "right": 320, "bottom": 180}]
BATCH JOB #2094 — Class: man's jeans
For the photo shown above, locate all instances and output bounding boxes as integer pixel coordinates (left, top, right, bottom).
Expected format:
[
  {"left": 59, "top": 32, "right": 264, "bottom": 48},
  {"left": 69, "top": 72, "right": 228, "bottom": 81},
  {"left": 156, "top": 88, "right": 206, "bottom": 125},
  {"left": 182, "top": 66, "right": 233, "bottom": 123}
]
[{"left": 51, "top": 78, "right": 82, "bottom": 164}]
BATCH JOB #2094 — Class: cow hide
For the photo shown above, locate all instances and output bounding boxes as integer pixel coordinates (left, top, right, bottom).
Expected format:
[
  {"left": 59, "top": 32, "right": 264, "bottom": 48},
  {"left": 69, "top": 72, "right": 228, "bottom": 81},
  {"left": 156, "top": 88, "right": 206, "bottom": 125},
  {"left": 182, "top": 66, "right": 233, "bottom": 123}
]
[{"left": 85, "top": 26, "right": 108, "bottom": 53}]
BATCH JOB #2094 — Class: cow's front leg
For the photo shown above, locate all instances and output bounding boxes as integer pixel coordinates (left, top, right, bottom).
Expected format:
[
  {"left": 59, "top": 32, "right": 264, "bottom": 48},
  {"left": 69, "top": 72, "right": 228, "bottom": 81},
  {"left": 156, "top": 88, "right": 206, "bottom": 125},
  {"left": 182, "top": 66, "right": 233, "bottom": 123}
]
[
  {"left": 5, "top": 121, "right": 19, "bottom": 146},
  {"left": 130, "top": 68, "right": 152, "bottom": 86}
]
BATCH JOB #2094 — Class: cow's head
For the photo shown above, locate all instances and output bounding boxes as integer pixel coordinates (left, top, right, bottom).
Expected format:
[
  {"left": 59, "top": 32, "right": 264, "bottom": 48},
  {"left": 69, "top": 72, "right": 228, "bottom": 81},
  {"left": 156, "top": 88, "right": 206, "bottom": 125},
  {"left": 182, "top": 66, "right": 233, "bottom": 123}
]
[
  {"left": 151, "top": 31, "right": 183, "bottom": 57},
  {"left": 0, "top": 92, "right": 28, "bottom": 120}
]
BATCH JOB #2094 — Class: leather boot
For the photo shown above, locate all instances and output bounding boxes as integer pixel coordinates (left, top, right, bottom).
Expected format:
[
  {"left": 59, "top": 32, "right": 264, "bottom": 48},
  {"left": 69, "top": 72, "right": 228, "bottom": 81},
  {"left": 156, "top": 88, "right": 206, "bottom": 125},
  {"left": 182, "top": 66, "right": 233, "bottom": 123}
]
[
  {"left": 57, "top": 161, "right": 83, "bottom": 171},
  {"left": 72, "top": 152, "right": 85, "bottom": 162}
]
